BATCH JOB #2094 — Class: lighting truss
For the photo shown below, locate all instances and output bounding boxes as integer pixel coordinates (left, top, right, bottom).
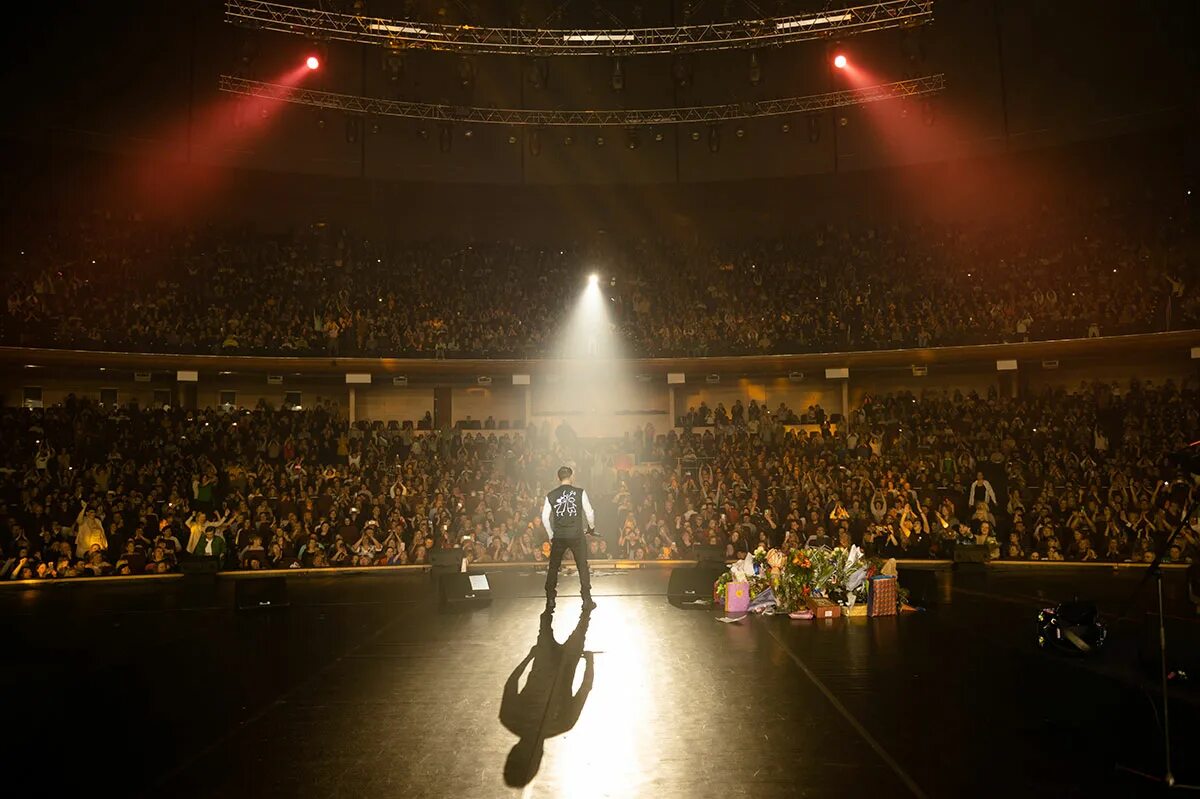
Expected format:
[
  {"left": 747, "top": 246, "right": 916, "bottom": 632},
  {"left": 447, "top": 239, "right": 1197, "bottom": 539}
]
[
  {"left": 224, "top": 0, "right": 934, "bottom": 56},
  {"left": 219, "top": 73, "right": 945, "bottom": 126}
]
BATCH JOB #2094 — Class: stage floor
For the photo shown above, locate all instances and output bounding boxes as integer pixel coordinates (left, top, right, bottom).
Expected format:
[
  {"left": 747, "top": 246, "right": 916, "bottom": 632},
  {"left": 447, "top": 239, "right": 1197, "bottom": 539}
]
[{"left": 4, "top": 565, "right": 1197, "bottom": 798}]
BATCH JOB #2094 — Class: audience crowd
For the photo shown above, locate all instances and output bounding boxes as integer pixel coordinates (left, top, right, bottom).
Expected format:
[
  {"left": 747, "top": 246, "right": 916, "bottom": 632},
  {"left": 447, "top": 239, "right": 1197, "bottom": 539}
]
[
  {"left": 2, "top": 378, "right": 1196, "bottom": 581},
  {"left": 3, "top": 197, "right": 1195, "bottom": 359}
]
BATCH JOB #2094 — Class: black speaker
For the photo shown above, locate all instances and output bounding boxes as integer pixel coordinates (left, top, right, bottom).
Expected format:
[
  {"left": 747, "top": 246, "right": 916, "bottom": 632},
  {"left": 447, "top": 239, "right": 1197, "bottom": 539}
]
[
  {"left": 439, "top": 572, "right": 492, "bottom": 608},
  {"left": 695, "top": 545, "right": 727, "bottom": 564},
  {"left": 235, "top": 577, "right": 289, "bottom": 610},
  {"left": 954, "top": 545, "right": 988, "bottom": 564},
  {"left": 668, "top": 564, "right": 726, "bottom": 605},
  {"left": 897, "top": 567, "right": 939, "bottom": 607},
  {"left": 181, "top": 556, "right": 220, "bottom": 575},
  {"left": 430, "top": 547, "right": 465, "bottom": 569}
]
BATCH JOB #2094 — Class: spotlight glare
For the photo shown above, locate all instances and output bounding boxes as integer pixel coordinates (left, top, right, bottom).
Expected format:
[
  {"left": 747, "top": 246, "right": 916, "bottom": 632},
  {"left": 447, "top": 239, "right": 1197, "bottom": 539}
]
[
  {"left": 833, "top": 54, "right": 847, "bottom": 70},
  {"left": 588, "top": 273, "right": 599, "bottom": 286},
  {"left": 306, "top": 56, "right": 320, "bottom": 70}
]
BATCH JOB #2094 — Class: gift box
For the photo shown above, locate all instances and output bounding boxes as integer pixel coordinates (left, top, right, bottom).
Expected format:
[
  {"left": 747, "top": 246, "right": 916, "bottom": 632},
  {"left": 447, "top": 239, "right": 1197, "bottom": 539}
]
[
  {"left": 725, "top": 581, "right": 750, "bottom": 613},
  {"left": 868, "top": 575, "right": 898, "bottom": 616},
  {"left": 845, "top": 603, "right": 869, "bottom": 618},
  {"left": 804, "top": 596, "right": 841, "bottom": 619}
]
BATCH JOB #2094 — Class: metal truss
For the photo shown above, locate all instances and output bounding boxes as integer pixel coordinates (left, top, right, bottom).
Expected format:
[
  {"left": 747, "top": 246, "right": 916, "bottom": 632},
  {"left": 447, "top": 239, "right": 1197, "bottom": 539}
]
[
  {"left": 219, "top": 73, "right": 945, "bottom": 126},
  {"left": 225, "top": 0, "right": 934, "bottom": 56}
]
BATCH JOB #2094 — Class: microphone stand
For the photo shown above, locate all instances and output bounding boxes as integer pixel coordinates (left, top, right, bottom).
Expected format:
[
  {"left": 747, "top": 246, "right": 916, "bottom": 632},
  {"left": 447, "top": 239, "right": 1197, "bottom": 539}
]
[{"left": 1115, "top": 492, "right": 1200, "bottom": 791}]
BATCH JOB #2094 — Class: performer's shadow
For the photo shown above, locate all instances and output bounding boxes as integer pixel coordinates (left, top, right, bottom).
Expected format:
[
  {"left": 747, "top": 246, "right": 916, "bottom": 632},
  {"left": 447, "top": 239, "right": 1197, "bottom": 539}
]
[{"left": 499, "top": 606, "right": 594, "bottom": 788}]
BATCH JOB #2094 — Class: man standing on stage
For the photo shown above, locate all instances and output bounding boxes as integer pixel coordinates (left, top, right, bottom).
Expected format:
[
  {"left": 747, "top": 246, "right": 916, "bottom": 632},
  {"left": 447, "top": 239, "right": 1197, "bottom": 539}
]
[{"left": 541, "top": 466, "right": 596, "bottom": 611}]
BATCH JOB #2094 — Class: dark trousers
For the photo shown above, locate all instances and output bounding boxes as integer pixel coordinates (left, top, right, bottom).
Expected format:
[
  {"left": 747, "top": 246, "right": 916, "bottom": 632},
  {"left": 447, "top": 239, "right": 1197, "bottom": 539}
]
[{"left": 545, "top": 536, "right": 591, "bottom": 600}]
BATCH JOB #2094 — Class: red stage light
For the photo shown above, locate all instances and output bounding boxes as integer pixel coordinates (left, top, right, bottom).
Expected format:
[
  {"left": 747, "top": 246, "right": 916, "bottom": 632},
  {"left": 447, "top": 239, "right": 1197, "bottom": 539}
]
[
  {"left": 306, "top": 56, "right": 320, "bottom": 70},
  {"left": 833, "top": 54, "right": 848, "bottom": 70}
]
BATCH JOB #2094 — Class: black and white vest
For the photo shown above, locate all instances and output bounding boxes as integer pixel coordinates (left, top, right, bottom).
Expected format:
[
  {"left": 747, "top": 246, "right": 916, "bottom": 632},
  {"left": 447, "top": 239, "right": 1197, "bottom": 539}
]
[{"left": 546, "top": 484, "right": 584, "bottom": 539}]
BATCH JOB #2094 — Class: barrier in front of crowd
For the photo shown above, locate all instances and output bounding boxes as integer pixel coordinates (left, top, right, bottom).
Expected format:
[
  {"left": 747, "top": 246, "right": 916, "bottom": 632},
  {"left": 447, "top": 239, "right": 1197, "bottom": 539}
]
[
  {"left": 1, "top": 558, "right": 1188, "bottom": 590},
  {"left": 1, "top": 557, "right": 953, "bottom": 587}
]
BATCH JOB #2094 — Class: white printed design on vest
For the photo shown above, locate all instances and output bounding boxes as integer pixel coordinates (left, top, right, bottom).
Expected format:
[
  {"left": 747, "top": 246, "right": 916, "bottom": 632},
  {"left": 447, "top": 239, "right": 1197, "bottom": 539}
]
[{"left": 553, "top": 490, "right": 578, "bottom": 517}]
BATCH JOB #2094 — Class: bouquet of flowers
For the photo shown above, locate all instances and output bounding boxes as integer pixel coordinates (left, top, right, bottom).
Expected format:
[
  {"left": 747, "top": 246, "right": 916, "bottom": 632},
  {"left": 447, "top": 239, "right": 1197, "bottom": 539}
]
[
  {"left": 714, "top": 545, "right": 901, "bottom": 613},
  {"left": 776, "top": 549, "right": 815, "bottom": 612},
  {"left": 714, "top": 551, "right": 771, "bottom": 602},
  {"left": 775, "top": 545, "right": 886, "bottom": 611}
]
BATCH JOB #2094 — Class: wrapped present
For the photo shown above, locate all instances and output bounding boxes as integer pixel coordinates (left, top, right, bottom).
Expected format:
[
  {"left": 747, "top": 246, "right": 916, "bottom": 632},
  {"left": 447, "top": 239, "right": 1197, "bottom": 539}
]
[
  {"left": 804, "top": 596, "right": 841, "bottom": 619},
  {"left": 868, "top": 574, "right": 898, "bottom": 616},
  {"left": 725, "top": 581, "right": 750, "bottom": 613},
  {"left": 845, "top": 603, "right": 869, "bottom": 617}
]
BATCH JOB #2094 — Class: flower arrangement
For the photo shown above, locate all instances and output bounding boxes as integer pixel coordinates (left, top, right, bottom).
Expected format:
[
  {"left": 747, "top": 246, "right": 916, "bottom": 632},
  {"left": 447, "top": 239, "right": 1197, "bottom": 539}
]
[
  {"left": 712, "top": 545, "right": 909, "bottom": 613},
  {"left": 714, "top": 551, "right": 771, "bottom": 602},
  {"left": 777, "top": 545, "right": 882, "bottom": 612}
]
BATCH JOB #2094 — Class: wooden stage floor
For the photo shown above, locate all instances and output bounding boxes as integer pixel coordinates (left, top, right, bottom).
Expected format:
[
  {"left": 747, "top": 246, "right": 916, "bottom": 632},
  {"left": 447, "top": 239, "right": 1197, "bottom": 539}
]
[{"left": 3, "top": 565, "right": 1197, "bottom": 798}]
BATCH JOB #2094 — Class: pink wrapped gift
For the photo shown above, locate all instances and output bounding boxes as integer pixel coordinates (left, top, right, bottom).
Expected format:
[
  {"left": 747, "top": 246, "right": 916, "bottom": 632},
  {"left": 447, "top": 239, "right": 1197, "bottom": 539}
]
[{"left": 725, "top": 581, "right": 750, "bottom": 613}]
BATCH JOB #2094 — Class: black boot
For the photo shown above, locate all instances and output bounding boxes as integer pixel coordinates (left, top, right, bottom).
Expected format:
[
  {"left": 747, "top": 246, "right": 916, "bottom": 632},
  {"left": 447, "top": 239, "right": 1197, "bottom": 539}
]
[{"left": 582, "top": 596, "right": 597, "bottom": 611}]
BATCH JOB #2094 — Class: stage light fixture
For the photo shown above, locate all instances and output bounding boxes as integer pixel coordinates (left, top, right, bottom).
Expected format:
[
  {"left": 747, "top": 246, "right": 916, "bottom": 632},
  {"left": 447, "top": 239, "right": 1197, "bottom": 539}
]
[
  {"left": 306, "top": 55, "right": 320, "bottom": 70},
  {"left": 611, "top": 58, "right": 625, "bottom": 91},
  {"left": 588, "top": 273, "right": 599, "bottom": 286},
  {"left": 833, "top": 53, "right": 848, "bottom": 69}
]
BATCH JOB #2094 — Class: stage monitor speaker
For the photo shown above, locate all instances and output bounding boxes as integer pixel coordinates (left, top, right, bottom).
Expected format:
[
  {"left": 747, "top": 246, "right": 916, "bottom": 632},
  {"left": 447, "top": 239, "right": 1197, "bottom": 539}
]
[
  {"left": 695, "top": 545, "right": 726, "bottom": 565},
  {"left": 954, "top": 545, "right": 988, "bottom": 564},
  {"left": 897, "top": 567, "right": 939, "bottom": 607},
  {"left": 235, "top": 577, "right": 289, "bottom": 610},
  {"left": 439, "top": 573, "right": 492, "bottom": 608},
  {"left": 431, "top": 547, "right": 465, "bottom": 570},
  {"left": 181, "top": 556, "right": 220, "bottom": 575},
  {"left": 668, "top": 564, "right": 726, "bottom": 605}
]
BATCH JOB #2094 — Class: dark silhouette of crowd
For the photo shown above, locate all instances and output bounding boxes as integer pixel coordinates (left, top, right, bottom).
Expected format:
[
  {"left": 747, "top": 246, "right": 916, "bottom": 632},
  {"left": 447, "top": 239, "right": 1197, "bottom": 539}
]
[
  {"left": 3, "top": 197, "right": 1195, "bottom": 359},
  {"left": 2, "top": 377, "right": 1196, "bottom": 581}
]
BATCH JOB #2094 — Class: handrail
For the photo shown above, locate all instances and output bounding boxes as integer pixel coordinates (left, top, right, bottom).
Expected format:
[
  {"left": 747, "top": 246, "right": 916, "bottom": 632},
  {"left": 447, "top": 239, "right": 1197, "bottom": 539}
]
[{"left": 3, "top": 330, "right": 1197, "bottom": 377}]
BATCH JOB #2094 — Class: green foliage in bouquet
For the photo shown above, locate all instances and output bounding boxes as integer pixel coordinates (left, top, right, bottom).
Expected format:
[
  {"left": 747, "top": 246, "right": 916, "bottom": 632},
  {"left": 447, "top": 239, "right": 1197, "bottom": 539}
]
[
  {"left": 774, "top": 545, "right": 886, "bottom": 612},
  {"left": 711, "top": 545, "right": 898, "bottom": 613}
]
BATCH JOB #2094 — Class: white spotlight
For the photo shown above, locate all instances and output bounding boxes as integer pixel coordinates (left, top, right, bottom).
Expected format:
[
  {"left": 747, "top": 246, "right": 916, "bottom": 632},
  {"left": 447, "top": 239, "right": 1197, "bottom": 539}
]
[{"left": 588, "top": 273, "right": 599, "bottom": 286}]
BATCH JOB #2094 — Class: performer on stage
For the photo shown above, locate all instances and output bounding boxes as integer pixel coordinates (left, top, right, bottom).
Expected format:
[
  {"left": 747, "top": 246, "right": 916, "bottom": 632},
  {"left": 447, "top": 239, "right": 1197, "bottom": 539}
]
[{"left": 541, "top": 466, "right": 596, "bottom": 611}]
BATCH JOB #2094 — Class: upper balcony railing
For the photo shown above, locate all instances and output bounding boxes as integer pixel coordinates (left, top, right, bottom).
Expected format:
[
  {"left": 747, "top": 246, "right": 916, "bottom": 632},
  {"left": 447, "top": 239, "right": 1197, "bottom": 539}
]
[{"left": 3, "top": 330, "right": 1197, "bottom": 380}]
